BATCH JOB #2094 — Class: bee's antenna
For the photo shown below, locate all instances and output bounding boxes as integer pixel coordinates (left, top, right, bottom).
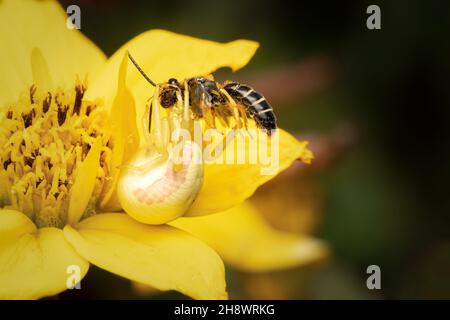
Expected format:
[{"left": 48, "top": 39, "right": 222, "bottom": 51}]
[{"left": 127, "top": 51, "right": 156, "bottom": 87}]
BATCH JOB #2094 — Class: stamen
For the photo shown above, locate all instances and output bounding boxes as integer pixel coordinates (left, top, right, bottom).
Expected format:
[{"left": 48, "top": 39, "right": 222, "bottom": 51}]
[
  {"left": 22, "top": 110, "right": 35, "bottom": 128},
  {"left": 0, "top": 83, "right": 114, "bottom": 228},
  {"left": 3, "top": 159, "right": 12, "bottom": 170},
  {"left": 29, "top": 85, "right": 37, "bottom": 104},
  {"left": 43, "top": 92, "right": 52, "bottom": 113},
  {"left": 73, "top": 83, "right": 86, "bottom": 116},
  {"left": 57, "top": 104, "right": 69, "bottom": 126}
]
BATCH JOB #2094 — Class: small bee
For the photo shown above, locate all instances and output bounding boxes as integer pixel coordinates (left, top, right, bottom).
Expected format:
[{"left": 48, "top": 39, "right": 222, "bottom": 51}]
[{"left": 128, "top": 52, "right": 277, "bottom": 135}]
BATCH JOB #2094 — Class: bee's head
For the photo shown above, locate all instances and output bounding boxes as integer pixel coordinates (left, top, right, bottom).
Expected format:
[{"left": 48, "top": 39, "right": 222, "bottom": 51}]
[{"left": 168, "top": 78, "right": 180, "bottom": 87}]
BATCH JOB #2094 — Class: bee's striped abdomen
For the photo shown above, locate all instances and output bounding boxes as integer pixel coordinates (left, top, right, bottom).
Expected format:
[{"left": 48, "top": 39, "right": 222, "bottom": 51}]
[{"left": 224, "top": 82, "right": 277, "bottom": 134}]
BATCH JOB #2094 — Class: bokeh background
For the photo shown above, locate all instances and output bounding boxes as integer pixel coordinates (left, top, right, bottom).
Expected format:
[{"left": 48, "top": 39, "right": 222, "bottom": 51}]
[{"left": 58, "top": 0, "right": 450, "bottom": 299}]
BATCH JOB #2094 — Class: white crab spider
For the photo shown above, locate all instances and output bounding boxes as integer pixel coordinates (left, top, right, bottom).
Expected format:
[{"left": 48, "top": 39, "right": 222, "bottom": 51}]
[{"left": 117, "top": 53, "right": 203, "bottom": 224}]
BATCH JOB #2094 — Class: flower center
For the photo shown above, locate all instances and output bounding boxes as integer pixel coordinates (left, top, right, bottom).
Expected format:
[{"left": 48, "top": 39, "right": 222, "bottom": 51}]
[{"left": 0, "top": 84, "right": 113, "bottom": 228}]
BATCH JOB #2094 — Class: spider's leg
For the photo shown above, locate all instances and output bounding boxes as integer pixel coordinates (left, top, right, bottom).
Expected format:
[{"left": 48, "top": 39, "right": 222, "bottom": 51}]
[
  {"left": 150, "top": 85, "right": 166, "bottom": 153},
  {"left": 168, "top": 89, "right": 184, "bottom": 136},
  {"left": 182, "top": 81, "right": 192, "bottom": 131},
  {"left": 142, "top": 98, "right": 152, "bottom": 148}
]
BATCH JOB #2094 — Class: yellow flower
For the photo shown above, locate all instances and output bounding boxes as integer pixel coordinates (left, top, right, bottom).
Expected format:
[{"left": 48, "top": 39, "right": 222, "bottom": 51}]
[
  {"left": 0, "top": 0, "right": 313, "bottom": 299},
  {"left": 172, "top": 201, "right": 328, "bottom": 273}
]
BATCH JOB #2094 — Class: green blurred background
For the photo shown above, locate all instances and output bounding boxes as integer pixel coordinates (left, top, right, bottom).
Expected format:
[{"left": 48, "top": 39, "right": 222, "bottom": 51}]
[{"left": 59, "top": 0, "right": 450, "bottom": 299}]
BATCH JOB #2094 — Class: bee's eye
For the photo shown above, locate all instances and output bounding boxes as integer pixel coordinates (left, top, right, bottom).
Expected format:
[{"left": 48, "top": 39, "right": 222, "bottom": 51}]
[{"left": 168, "top": 78, "right": 179, "bottom": 86}]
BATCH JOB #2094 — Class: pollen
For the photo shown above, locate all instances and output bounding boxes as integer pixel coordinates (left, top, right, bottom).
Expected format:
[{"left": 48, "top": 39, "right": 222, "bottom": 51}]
[{"left": 0, "top": 83, "right": 113, "bottom": 228}]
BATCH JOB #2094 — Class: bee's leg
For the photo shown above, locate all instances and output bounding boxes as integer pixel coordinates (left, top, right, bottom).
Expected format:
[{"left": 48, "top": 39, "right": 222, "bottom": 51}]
[
  {"left": 236, "top": 104, "right": 255, "bottom": 138},
  {"left": 236, "top": 104, "right": 249, "bottom": 130},
  {"left": 216, "top": 109, "right": 229, "bottom": 129},
  {"left": 214, "top": 109, "right": 227, "bottom": 135},
  {"left": 210, "top": 107, "right": 221, "bottom": 131},
  {"left": 202, "top": 105, "right": 217, "bottom": 130},
  {"left": 232, "top": 106, "right": 242, "bottom": 130},
  {"left": 220, "top": 88, "right": 243, "bottom": 131},
  {"left": 206, "top": 107, "right": 225, "bottom": 136},
  {"left": 216, "top": 106, "right": 231, "bottom": 128}
]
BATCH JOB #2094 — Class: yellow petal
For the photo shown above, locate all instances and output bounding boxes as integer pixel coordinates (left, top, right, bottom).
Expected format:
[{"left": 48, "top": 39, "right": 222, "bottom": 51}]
[
  {"left": 132, "top": 281, "right": 162, "bottom": 297},
  {"left": 0, "top": 209, "right": 36, "bottom": 242},
  {"left": 0, "top": 0, "right": 106, "bottom": 105},
  {"left": 186, "top": 129, "right": 313, "bottom": 216},
  {"left": 0, "top": 209, "right": 89, "bottom": 299},
  {"left": 99, "top": 53, "right": 139, "bottom": 210},
  {"left": 172, "top": 202, "right": 328, "bottom": 272},
  {"left": 67, "top": 138, "right": 102, "bottom": 225},
  {"left": 87, "top": 29, "right": 258, "bottom": 130},
  {"left": 63, "top": 213, "right": 227, "bottom": 300},
  {"left": 31, "top": 47, "right": 54, "bottom": 91}
]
